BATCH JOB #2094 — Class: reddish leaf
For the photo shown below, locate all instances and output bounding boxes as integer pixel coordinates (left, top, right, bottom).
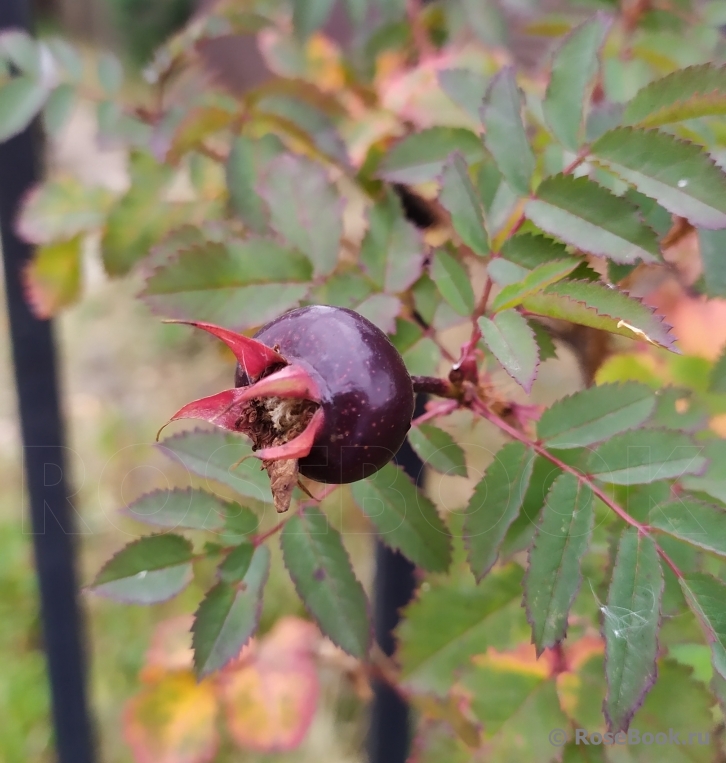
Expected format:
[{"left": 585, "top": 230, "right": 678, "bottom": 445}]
[{"left": 220, "top": 617, "right": 320, "bottom": 752}]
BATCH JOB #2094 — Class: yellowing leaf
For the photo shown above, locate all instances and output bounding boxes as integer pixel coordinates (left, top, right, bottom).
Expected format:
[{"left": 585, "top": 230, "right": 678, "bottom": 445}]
[
  {"left": 221, "top": 617, "right": 320, "bottom": 752},
  {"left": 124, "top": 671, "right": 219, "bottom": 763},
  {"left": 22, "top": 236, "right": 82, "bottom": 318}
]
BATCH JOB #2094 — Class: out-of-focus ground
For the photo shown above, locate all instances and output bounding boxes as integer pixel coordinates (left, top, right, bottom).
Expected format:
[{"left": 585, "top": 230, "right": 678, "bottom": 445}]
[{"left": 0, "top": 84, "right": 584, "bottom": 763}]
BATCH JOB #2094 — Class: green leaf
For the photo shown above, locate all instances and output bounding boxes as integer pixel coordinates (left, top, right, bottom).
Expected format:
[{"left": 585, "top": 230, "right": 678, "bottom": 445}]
[
  {"left": 45, "top": 37, "right": 83, "bottom": 82},
  {"left": 407, "top": 425, "right": 467, "bottom": 477},
  {"left": 526, "top": 174, "right": 661, "bottom": 264},
  {"left": 528, "top": 320, "right": 558, "bottom": 362},
  {"left": 460, "top": 0, "right": 508, "bottom": 45},
  {"left": 711, "top": 346, "right": 726, "bottom": 393},
  {"left": 124, "top": 488, "right": 258, "bottom": 534},
  {"left": 353, "top": 293, "right": 401, "bottom": 333},
  {"left": 97, "top": 52, "right": 123, "bottom": 95},
  {"left": 681, "top": 439, "right": 726, "bottom": 504},
  {"left": 17, "top": 177, "right": 114, "bottom": 245},
  {"left": 522, "top": 279, "right": 676, "bottom": 350},
  {"left": 464, "top": 442, "right": 535, "bottom": 580},
  {"left": 591, "top": 127, "right": 726, "bottom": 229},
  {"left": 463, "top": 667, "right": 569, "bottom": 763},
  {"left": 430, "top": 250, "right": 475, "bottom": 316},
  {"left": 225, "top": 134, "right": 285, "bottom": 234},
  {"left": 396, "top": 564, "right": 524, "bottom": 694},
  {"left": 587, "top": 428, "right": 707, "bottom": 485},
  {"left": 351, "top": 463, "right": 451, "bottom": 573},
  {"left": 623, "top": 64, "right": 726, "bottom": 128},
  {"left": 0, "top": 76, "right": 48, "bottom": 142},
  {"left": 604, "top": 529, "right": 663, "bottom": 733},
  {"left": 439, "top": 152, "right": 489, "bottom": 256},
  {"left": 438, "top": 69, "right": 490, "bottom": 123},
  {"left": 0, "top": 30, "right": 40, "bottom": 75},
  {"left": 218, "top": 542, "right": 254, "bottom": 583},
  {"left": 42, "top": 83, "right": 75, "bottom": 136},
  {"left": 524, "top": 472, "right": 594, "bottom": 654},
  {"left": 159, "top": 429, "right": 274, "bottom": 504},
  {"left": 680, "top": 573, "right": 726, "bottom": 682},
  {"left": 255, "top": 94, "right": 348, "bottom": 166},
  {"left": 258, "top": 153, "right": 342, "bottom": 277},
  {"left": 293, "top": 0, "right": 335, "bottom": 38},
  {"left": 698, "top": 228, "right": 726, "bottom": 298},
  {"left": 500, "top": 233, "right": 570, "bottom": 269},
  {"left": 102, "top": 154, "right": 182, "bottom": 275},
  {"left": 482, "top": 67, "right": 535, "bottom": 196},
  {"left": 360, "top": 192, "right": 424, "bottom": 293},
  {"left": 500, "top": 457, "right": 563, "bottom": 559},
  {"left": 651, "top": 498, "right": 726, "bottom": 558},
  {"left": 192, "top": 545, "right": 270, "bottom": 677},
  {"left": 625, "top": 660, "right": 714, "bottom": 760},
  {"left": 542, "top": 14, "right": 611, "bottom": 151},
  {"left": 491, "top": 258, "right": 580, "bottom": 312},
  {"left": 281, "top": 507, "right": 370, "bottom": 658},
  {"left": 478, "top": 310, "right": 539, "bottom": 392},
  {"left": 91, "top": 534, "right": 194, "bottom": 604},
  {"left": 23, "top": 236, "right": 82, "bottom": 318},
  {"left": 377, "top": 127, "right": 484, "bottom": 184},
  {"left": 537, "top": 382, "right": 656, "bottom": 449},
  {"left": 142, "top": 239, "right": 312, "bottom": 330}
]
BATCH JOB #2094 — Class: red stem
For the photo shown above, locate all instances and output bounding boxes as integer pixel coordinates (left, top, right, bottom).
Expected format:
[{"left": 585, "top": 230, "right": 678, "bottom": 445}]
[
  {"left": 411, "top": 399, "right": 458, "bottom": 427},
  {"left": 253, "top": 483, "right": 339, "bottom": 546},
  {"left": 471, "top": 398, "right": 683, "bottom": 579}
]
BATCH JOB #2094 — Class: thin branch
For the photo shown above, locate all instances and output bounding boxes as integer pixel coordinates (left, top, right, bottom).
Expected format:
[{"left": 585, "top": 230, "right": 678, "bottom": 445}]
[
  {"left": 411, "top": 375, "right": 457, "bottom": 398},
  {"left": 252, "top": 482, "right": 339, "bottom": 546},
  {"left": 471, "top": 397, "right": 683, "bottom": 579},
  {"left": 411, "top": 399, "right": 458, "bottom": 428}
]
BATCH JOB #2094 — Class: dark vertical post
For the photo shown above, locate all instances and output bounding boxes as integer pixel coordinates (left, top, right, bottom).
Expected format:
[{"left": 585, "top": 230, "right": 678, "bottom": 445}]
[
  {"left": 0, "top": 3, "right": 96, "bottom": 762},
  {"left": 368, "top": 396, "right": 425, "bottom": 763}
]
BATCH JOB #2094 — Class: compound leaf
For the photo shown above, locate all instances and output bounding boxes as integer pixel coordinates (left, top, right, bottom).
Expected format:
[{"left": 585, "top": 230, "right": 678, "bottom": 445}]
[
  {"left": 430, "top": 249, "right": 475, "bottom": 316},
  {"left": 522, "top": 279, "right": 676, "bottom": 350},
  {"left": 282, "top": 507, "right": 370, "bottom": 658},
  {"left": 542, "top": 14, "right": 611, "bottom": 151},
  {"left": 123, "top": 487, "right": 257, "bottom": 534},
  {"left": 396, "top": 564, "right": 524, "bottom": 694},
  {"left": 351, "top": 463, "right": 451, "bottom": 573},
  {"left": 360, "top": 192, "right": 425, "bottom": 293},
  {"left": 258, "top": 153, "right": 342, "bottom": 277},
  {"left": 378, "top": 127, "right": 484, "bottom": 184},
  {"left": 526, "top": 174, "right": 661, "bottom": 264},
  {"left": 604, "top": 529, "right": 663, "bottom": 733},
  {"left": 91, "top": 534, "right": 194, "bottom": 604},
  {"left": 142, "top": 239, "right": 311, "bottom": 330},
  {"left": 650, "top": 498, "right": 726, "bottom": 558},
  {"left": 524, "top": 472, "right": 594, "bottom": 654},
  {"left": 623, "top": 64, "right": 726, "bottom": 128},
  {"left": 537, "top": 382, "right": 656, "bottom": 449},
  {"left": 492, "top": 258, "right": 580, "bottom": 312},
  {"left": 479, "top": 310, "right": 539, "bottom": 392},
  {"left": 680, "top": 573, "right": 726, "bottom": 681},
  {"left": 591, "top": 127, "right": 726, "bottom": 229},
  {"left": 482, "top": 67, "right": 535, "bottom": 196},
  {"left": 192, "top": 545, "right": 270, "bottom": 677},
  {"left": 587, "top": 428, "right": 707, "bottom": 485},
  {"left": 407, "top": 424, "right": 467, "bottom": 477},
  {"left": 439, "top": 152, "right": 489, "bottom": 256},
  {"left": 159, "top": 429, "right": 274, "bottom": 505},
  {"left": 465, "top": 442, "right": 534, "bottom": 580}
]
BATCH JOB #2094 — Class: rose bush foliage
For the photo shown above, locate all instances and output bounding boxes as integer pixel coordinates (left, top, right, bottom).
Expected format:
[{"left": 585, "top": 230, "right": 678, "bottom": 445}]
[{"left": 5, "top": 0, "right": 726, "bottom": 759}]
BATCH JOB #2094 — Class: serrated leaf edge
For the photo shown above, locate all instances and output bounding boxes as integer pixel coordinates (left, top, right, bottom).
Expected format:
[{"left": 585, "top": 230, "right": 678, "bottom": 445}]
[{"left": 281, "top": 509, "right": 373, "bottom": 658}]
